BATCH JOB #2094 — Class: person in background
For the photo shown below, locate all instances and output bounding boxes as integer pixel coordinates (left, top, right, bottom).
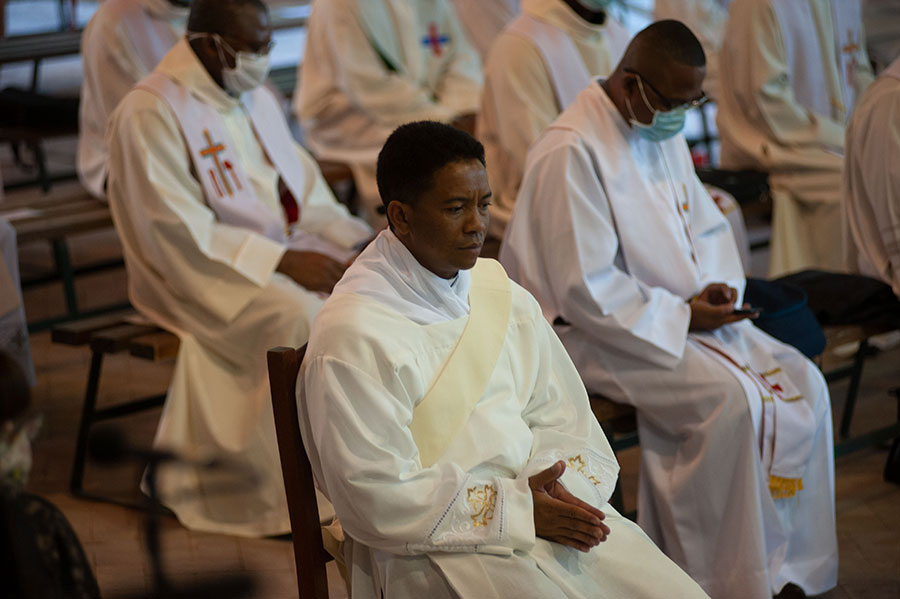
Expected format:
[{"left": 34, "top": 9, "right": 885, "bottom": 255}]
[
  {"left": 296, "top": 0, "right": 482, "bottom": 225},
  {"left": 717, "top": 0, "right": 873, "bottom": 276},
  {"left": 78, "top": 0, "right": 190, "bottom": 199}
]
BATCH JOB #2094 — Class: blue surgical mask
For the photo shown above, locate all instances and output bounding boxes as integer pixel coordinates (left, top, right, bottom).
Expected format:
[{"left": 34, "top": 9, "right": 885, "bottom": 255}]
[{"left": 626, "top": 75, "right": 687, "bottom": 142}]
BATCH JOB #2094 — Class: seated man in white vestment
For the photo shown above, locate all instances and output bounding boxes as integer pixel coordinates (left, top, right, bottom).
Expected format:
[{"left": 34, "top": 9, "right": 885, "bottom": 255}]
[
  {"left": 78, "top": 0, "right": 189, "bottom": 199},
  {"left": 450, "top": 0, "right": 520, "bottom": 62},
  {"left": 501, "top": 21, "right": 837, "bottom": 598},
  {"left": 717, "top": 0, "right": 874, "bottom": 277},
  {"left": 479, "top": 0, "right": 628, "bottom": 244},
  {"left": 844, "top": 55, "right": 900, "bottom": 297},
  {"left": 295, "top": 0, "right": 483, "bottom": 224},
  {"left": 299, "top": 120, "right": 708, "bottom": 599},
  {"left": 105, "top": 0, "right": 372, "bottom": 537}
]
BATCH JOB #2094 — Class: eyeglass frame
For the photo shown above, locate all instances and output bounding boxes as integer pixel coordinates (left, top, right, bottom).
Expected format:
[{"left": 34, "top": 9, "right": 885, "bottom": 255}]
[
  {"left": 187, "top": 31, "right": 276, "bottom": 57},
  {"left": 623, "top": 68, "right": 708, "bottom": 112}
]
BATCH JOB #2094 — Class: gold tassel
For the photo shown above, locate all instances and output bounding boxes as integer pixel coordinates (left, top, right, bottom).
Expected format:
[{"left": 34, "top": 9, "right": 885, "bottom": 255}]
[{"left": 769, "top": 475, "right": 804, "bottom": 499}]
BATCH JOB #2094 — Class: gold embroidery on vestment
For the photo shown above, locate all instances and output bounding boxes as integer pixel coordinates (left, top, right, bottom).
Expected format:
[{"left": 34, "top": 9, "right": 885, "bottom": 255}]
[
  {"left": 567, "top": 455, "right": 603, "bottom": 486},
  {"left": 466, "top": 484, "right": 497, "bottom": 527}
]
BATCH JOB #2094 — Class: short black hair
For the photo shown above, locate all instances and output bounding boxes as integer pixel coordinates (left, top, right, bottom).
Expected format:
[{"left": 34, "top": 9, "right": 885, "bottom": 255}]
[
  {"left": 632, "top": 20, "right": 706, "bottom": 67},
  {"left": 377, "top": 121, "right": 485, "bottom": 213},
  {"left": 187, "top": 0, "right": 267, "bottom": 36}
]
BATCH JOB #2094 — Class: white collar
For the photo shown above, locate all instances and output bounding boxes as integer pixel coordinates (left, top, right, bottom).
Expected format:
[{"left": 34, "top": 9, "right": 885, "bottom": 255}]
[{"left": 333, "top": 229, "right": 472, "bottom": 325}]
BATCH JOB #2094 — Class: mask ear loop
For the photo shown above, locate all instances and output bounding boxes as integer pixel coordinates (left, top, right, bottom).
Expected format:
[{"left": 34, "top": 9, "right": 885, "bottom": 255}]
[
  {"left": 187, "top": 32, "right": 234, "bottom": 71},
  {"left": 634, "top": 75, "right": 658, "bottom": 115}
]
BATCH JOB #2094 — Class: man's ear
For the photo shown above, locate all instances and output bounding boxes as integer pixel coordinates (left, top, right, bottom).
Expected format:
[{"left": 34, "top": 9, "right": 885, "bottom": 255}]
[{"left": 386, "top": 200, "right": 412, "bottom": 236}]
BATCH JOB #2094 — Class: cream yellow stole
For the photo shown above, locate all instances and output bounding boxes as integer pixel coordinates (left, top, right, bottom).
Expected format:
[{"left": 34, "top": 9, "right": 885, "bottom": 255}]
[{"left": 409, "top": 259, "right": 512, "bottom": 468}]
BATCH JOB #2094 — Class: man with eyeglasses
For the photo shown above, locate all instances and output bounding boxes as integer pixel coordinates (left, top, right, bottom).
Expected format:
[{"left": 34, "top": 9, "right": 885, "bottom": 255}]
[
  {"left": 79, "top": 0, "right": 191, "bottom": 200},
  {"left": 105, "top": 0, "right": 372, "bottom": 537},
  {"left": 717, "top": 0, "right": 874, "bottom": 278},
  {"left": 502, "top": 21, "right": 837, "bottom": 599}
]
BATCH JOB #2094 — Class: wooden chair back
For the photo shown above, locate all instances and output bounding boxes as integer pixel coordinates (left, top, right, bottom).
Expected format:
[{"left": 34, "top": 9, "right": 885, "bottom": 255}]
[{"left": 267, "top": 344, "right": 331, "bottom": 599}]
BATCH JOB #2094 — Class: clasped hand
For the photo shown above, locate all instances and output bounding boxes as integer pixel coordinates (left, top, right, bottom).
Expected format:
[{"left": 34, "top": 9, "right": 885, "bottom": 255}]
[
  {"left": 276, "top": 249, "right": 349, "bottom": 294},
  {"left": 528, "top": 460, "right": 610, "bottom": 553},
  {"left": 688, "top": 282, "right": 755, "bottom": 331}
]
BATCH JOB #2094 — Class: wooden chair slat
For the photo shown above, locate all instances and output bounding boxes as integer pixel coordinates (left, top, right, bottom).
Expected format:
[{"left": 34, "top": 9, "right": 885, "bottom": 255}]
[
  {"left": 89, "top": 324, "right": 163, "bottom": 354},
  {"left": 50, "top": 311, "right": 137, "bottom": 346},
  {"left": 128, "top": 332, "right": 180, "bottom": 362},
  {"left": 267, "top": 345, "right": 331, "bottom": 599}
]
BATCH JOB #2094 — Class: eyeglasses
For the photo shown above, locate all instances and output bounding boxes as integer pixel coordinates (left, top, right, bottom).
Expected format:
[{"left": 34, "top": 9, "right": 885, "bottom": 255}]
[
  {"left": 624, "top": 68, "right": 708, "bottom": 111},
  {"left": 188, "top": 32, "right": 276, "bottom": 56}
]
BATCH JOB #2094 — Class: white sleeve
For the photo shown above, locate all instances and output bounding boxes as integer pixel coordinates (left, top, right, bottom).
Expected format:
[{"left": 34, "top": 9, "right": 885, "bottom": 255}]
[
  {"left": 301, "top": 354, "right": 536, "bottom": 556},
  {"left": 518, "top": 314, "right": 620, "bottom": 511},
  {"left": 106, "top": 91, "right": 286, "bottom": 323},
  {"left": 512, "top": 140, "right": 692, "bottom": 369}
]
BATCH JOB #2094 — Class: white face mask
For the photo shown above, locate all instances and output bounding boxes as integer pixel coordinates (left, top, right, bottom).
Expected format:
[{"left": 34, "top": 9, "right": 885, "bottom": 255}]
[{"left": 190, "top": 32, "right": 271, "bottom": 95}]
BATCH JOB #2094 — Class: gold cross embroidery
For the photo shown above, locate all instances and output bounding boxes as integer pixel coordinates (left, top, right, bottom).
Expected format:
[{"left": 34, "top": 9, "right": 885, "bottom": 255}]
[{"left": 466, "top": 484, "right": 497, "bottom": 527}]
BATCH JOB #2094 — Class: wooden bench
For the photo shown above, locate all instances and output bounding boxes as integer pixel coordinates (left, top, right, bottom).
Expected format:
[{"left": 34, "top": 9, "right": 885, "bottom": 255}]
[
  {"left": 52, "top": 312, "right": 180, "bottom": 500},
  {"left": 1, "top": 187, "right": 129, "bottom": 330},
  {"left": 822, "top": 324, "right": 900, "bottom": 457}
]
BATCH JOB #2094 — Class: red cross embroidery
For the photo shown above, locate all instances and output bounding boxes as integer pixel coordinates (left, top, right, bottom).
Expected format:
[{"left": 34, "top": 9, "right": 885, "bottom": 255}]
[{"left": 422, "top": 23, "right": 448, "bottom": 57}]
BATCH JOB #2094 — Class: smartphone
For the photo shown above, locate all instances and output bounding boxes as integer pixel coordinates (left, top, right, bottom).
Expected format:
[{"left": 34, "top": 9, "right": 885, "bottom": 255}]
[{"left": 733, "top": 307, "right": 762, "bottom": 316}]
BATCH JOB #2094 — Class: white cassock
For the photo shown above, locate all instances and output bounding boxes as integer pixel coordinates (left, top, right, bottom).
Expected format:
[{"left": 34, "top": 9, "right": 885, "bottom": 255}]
[
  {"left": 501, "top": 81, "right": 837, "bottom": 598},
  {"left": 653, "top": 0, "right": 730, "bottom": 100},
  {"left": 78, "top": 0, "right": 185, "bottom": 199},
  {"left": 717, "top": 0, "right": 874, "bottom": 277},
  {"left": 844, "top": 57, "right": 900, "bottom": 296},
  {"left": 0, "top": 217, "right": 35, "bottom": 386},
  {"left": 106, "top": 40, "right": 371, "bottom": 537},
  {"left": 300, "top": 229, "right": 708, "bottom": 599},
  {"left": 450, "top": 0, "right": 520, "bottom": 62},
  {"left": 862, "top": 0, "right": 900, "bottom": 73},
  {"left": 295, "top": 0, "right": 482, "bottom": 221},
  {"left": 479, "top": 0, "right": 628, "bottom": 238}
]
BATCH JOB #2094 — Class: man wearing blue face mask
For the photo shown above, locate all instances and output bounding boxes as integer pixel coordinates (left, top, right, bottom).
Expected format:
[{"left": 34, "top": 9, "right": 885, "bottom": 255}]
[
  {"left": 502, "top": 21, "right": 837, "bottom": 599},
  {"left": 104, "top": 0, "right": 372, "bottom": 537}
]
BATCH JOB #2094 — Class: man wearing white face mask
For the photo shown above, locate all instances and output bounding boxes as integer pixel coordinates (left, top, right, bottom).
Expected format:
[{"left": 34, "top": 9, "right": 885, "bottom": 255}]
[
  {"left": 78, "top": 0, "right": 190, "bottom": 199},
  {"left": 478, "top": 0, "right": 628, "bottom": 245},
  {"left": 105, "top": 0, "right": 372, "bottom": 537},
  {"left": 502, "top": 21, "right": 837, "bottom": 598}
]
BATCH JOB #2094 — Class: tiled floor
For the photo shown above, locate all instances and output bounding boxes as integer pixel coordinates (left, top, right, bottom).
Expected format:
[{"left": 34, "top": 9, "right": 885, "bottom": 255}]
[{"left": 10, "top": 181, "right": 900, "bottom": 598}]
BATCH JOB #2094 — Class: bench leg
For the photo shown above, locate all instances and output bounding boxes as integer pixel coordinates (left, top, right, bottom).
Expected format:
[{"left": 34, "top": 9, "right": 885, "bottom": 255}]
[
  {"left": 839, "top": 340, "right": 869, "bottom": 439},
  {"left": 52, "top": 238, "right": 79, "bottom": 318},
  {"left": 70, "top": 350, "right": 103, "bottom": 494}
]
